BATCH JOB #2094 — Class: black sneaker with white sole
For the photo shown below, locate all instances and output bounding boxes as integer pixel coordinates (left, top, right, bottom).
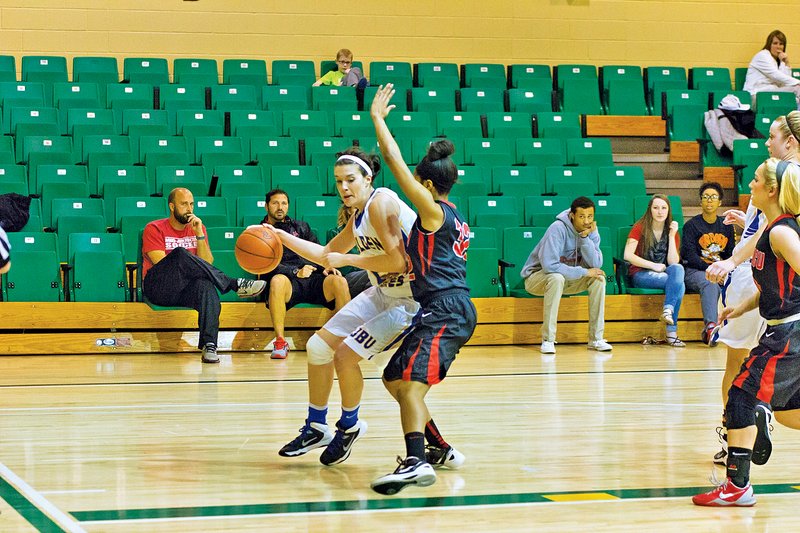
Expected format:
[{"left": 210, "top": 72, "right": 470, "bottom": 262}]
[
  {"left": 278, "top": 421, "right": 334, "bottom": 457},
  {"left": 371, "top": 456, "right": 437, "bottom": 495},
  {"left": 752, "top": 404, "right": 773, "bottom": 466},
  {"left": 319, "top": 419, "right": 367, "bottom": 466},
  {"left": 425, "top": 445, "right": 466, "bottom": 469},
  {"left": 713, "top": 426, "right": 728, "bottom": 466}
]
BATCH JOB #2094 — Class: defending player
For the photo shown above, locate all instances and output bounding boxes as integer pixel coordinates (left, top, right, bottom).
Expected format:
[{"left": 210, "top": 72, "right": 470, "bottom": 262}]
[
  {"left": 368, "top": 84, "right": 477, "bottom": 495},
  {"left": 266, "top": 146, "right": 420, "bottom": 466}
]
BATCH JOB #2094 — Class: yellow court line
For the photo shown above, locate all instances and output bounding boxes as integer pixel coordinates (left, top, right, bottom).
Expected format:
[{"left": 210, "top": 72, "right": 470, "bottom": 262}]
[{"left": 543, "top": 493, "right": 620, "bottom": 502}]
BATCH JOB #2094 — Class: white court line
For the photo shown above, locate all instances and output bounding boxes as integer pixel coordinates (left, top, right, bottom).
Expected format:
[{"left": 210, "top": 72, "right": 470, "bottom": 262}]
[{"left": 0, "top": 461, "right": 87, "bottom": 533}]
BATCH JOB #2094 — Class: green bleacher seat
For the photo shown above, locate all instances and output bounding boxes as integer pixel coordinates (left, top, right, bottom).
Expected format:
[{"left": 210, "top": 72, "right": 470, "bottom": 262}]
[
  {"left": 173, "top": 58, "right": 219, "bottom": 86},
  {"left": 211, "top": 84, "right": 258, "bottom": 111},
  {"left": 68, "top": 232, "right": 127, "bottom": 302},
  {"left": 565, "top": 137, "right": 614, "bottom": 167},
  {"left": 410, "top": 88, "right": 456, "bottom": 113},
  {"left": 501, "top": 226, "right": 547, "bottom": 297},
  {"left": 415, "top": 63, "right": 460, "bottom": 89},
  {"left": 544, "top": 166, "right": 595, "bottom": 196},
  {"left": 223, "top": 59, "right": 268, "bottom": 87},
  {"left": 524, "top": 195, "right": 572, "bottom": 227},
  {"left": 229, "top": 110, "right": 279, "bottom": 140},
  {"left": 508, "top": 64, "right": 552, "bottom": 90},
  {"left": 462, "top": 63, "right": 506, "bottom": 89},
  {"left": 271, "top": 60, "right": 316, "bottom": 86},
  {"left": 3, "top": 232, "right": 62, "bottom": 301},
  {"left": 123, "top": 57, "right": 169, "bottom": 85},
  {"left": 515, "top": 137, "right": 566, "bottom": 167},
  {"left": 690, "top": 67, "right": 732, "bottom": 91},
  {"left": 466, "top": 247, "right": 501, "bottom": 297},
  {"left": 459, "top": 88, "right": 505, "bottom": 113},
  {"left": 755, "top": 91, "right": 797, "bottom": 118},
  {"left": 535, "top": 112, "right": 581, "bottom": 139},
  {"left": 369, "top": 61, "right": 413, "bottom": 87},
  {"left": 485, "top": 112, "right": 533, "bottom": 139},
  {"left": 462, "top": 138, "right": 513, "bottom": 166}
]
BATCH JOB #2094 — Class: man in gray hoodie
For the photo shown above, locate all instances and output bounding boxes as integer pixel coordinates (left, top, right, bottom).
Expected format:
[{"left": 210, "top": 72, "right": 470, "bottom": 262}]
[{"left": 520, "top": 196, "right": 612, "bottom": 355}]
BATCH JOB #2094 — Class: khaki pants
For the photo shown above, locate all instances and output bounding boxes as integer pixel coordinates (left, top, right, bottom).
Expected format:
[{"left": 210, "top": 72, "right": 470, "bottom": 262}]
[{"left": 523, "top": 270, "right": 605, "bottom": 343}]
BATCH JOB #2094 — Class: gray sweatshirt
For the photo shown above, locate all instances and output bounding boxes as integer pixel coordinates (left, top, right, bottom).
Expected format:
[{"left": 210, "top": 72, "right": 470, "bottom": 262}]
[{"left": 520, "top": 209, "right": 603, "bottom": 280}]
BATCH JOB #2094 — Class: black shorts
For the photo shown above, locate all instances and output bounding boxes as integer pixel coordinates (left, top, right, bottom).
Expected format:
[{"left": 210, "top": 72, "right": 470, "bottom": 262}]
[
  {"left": 383, "top": 291, "right": 476, "bottom": 386},
  {"left": 267, "top": 273, "right": 336, "bottom": 311},
  {"left": 733, "top": 321, "right": 800, "bottom": 410}
]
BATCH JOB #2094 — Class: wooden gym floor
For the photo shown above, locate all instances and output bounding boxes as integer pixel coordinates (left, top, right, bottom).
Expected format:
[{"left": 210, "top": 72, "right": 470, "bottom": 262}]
[{"left": 0, "top": 342, "right": 798, "bottom": 532}]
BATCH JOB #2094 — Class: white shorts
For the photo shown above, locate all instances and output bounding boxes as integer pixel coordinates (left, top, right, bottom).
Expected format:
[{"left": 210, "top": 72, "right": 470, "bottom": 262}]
[
  {"left": 322, "top": 285, "right": 420, "bottom": 362},
  {"left": 712, "top": 262, "right": 766, "bottom": 350}
]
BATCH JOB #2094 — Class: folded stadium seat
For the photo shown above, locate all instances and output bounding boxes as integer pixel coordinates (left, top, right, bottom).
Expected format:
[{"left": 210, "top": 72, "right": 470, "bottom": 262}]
[
  {"left": 544, "top": 166, "right": 595, "bottom": 196},
  {"left": 507, "top": 85, "right": 555, "bottom": 114},
  {"left": 210, "top": 84, "right": 258, "bottom": 111},
  {"left": 2, "top": 232, "right": 62, "bottom": 301},
  {"left": 600, "top": 65, "right": 644, "bottom": 114},
  {"left": 462, "top": 63, "right": 507, "bottom": 90},
  {"left": 369, "top": 61, "right": 413, "bottom": 87},
  {"left": 0, "top": 82, "right": 46, "bottom": 129},
  {"left": 40, "top": 181, "right": 91, "bottom": 230},
  {"left": 363, "top": 85, "right": 410, "bottom": 112},
  {"left": 450, "top": 166, "right": 490, "bottom": 199},
  {"left": 123, "top": 57, "right": 170, "bottom": 85},
  {"left": 50, "top": 197, "right": 106, "bottom": 259},
  {"left": 514, "top": 137, "right": 566, "bottom": 167},
  {"left": 122, "top": 108, "right": 171, "bottom": 156},
  {"left": 205, "top": 226, "right": 246, "bottom": 251},
  {"left": 755, "top": 91, "right": 797, "bottom": 118},
  {"left": 596, "top": 165, "right": 647, "bottom": 202},
  {"left": 0, "top": 55, "right": 16, "bottom": 82},
  {"left": 294, "top": 196, "right": 340, "bottom": 244},
  {"left": 734, "top": 67, "right": 748, "bottom": 92},
  {"left": 645, "top": 67, "right": 687, "bottom": 113},
  {"left": 689, "top": 67, "right": 732, "bottom": 92},
  {"left": 10, "top": 107, "right": 60, "bottom": 151},
  {"left": 114, "top": 196, "right": 167, "bottom": 230},
  {"left": 138, "top": 133, "right": 189, "bottom": 165},
  {"left": 485, "top": 112, "right": 534, "bottom": 139},
  {"left": 467, "top": 195, "right": 520, "bottom": 252},
  {"left": 33, "top": 162, "right": 87, "bottom": 200},
  {"left": 0, "top": 164, "right": 28, "bottom": 196},
  {"left": 22, "top": 136, "right": 75, "bottom": 189},
  {"left": 72, "top": 56, "right": 118, "bottom": 101},
  {"left": 96, "top": 164, "right": 147, "bottom": 202},
  {"left": 354, "top": 136, "right": 413, "bottom": 168},
  {"left": 605, "top": 78, "right": 648, "bottom": 116},
  {"left": 334, "top": 111, "right": 374, "bottom": 139},
  {"left": 107, "top": 83, "right": 154, "bottom": 124},
  {"left": 523, "top": 195, "right": 572, "bottom": 227},
  {"left": 662, "top": 89, "right": 709, "bottom": 146},
  {"left": 176, "top": 109, "right": 225, "bottom": 156},
  {"left": 565, "top": 137, "right": 614, "bottom": 167},
  {"left": 67, "top": 109, "right": 119, "bottom": 154},
  {"left": 236, "top": 196, "right": 268, "bottom": 226},
  {"left": 491, "top": 166, "right": 544, "bottom": 211},
  {"left": 270, "top": 165, "right": 320, "bottom": 194},
  {"left": 250, "top": 135, "right": 299, "bottom": 167},
  {"left": 593, "top": 196, "right": 636, "bottom": 230},
  {"left": 262, "top": 85, "right": 311, "bottom": 130},
  {"left": 191, "top": 196, "right": 230, "bottom": 227},
  {"left": 154, "top": 165, "right": 208, "bottom": 198},
  {"left": 271, "top": 60, "right": 316, "bottom": 86},
  {"left": 754, "top": 114, "right": 774, "bottom": 138},
  {"left": 559, "top": 78, "right": 603, "bottom": 115},
  {"left": 410, "top": 88, "right": 457, "bottom": 113},
  {"left": 501, "top": 226, "right": 547, "bottom": 297},
  {"left": 218, "top": 180, "right": 267, "bottom": 202},
  {"left": 465, "top": 246, "right": 501, "bottom": 297},
  {"left": 555, "top": 64, "right": 597, "bottom": 88},
  {"left": 468, "top": 226, "right": 498, "bottom": 251},
  {"left": 281, "top": 109, "right": 331, "bottom": 138},
  {"left": 212, "top": 165, "right": 266, "bottom": 196},
  {"left": 21, "top": 56, "right": 68, "bottom": 104},
  {"left": 67, "top": 232, "right": 127, "bottom": 302},
  {"left": 0, "top": 136, "right": 15, "bottom": 165},
  {"left": 733, "top": 139, "right": 769, "bottom": 195},
  {"left": 462, "top": 137, "right": 514, "bottom": 167},
  {"left": 459, "top": 88, "right": 505, "bottom": 113},
  {"left": 415, "top": 63, "right": 460, "bottom": 89},
  {"left": 535, "top": 111, "right": 582, "bottom": 139},
  {"left": 223, "top": 59, "right": 268, "bottom": 88},
  {"left": 648, "top": 78, "right": 688, "bottom": 117},
  {"left": 80, "top": 133, "right": 131, "bottom": 165},
  {"left": 303, "top": 136, "right": 351, "bottom": 168},
  {"left": 195, "top": 136, "right": 246, "bottom": 168},
  {"left": 435, "top": 111, "right": 483, "bottom": 141},
  {"left": 312, "top": 85, "right": 358, "bottom": 123},
  {"left": 173, "top": 58, "right": 219, "bottom": 86},
  {"left": 158, "top": 83, "right": 207, "bottom": 114},
  {"left": 386, "top": 110, "right": 436, "bottom": 139},
  {"left": 229, "top": 110, "right": 279, "bottom": 141},
  {"left": 508, "top": 64, "right": 552, "bottom": 90},
  {"left": 52, "top": 82, "right": 102, "bottom": 131}
]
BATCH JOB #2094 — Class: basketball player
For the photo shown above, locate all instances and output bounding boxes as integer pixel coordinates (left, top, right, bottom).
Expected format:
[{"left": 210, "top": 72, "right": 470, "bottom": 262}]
[
  {"left": 693, "top": 158, "right": 800, "bottom": 506},
  {"left": 266, "top": 147, "right": 420, "bottom": 466},
  {"left": 368, "top": 83, "right": 476, "bottom": 495},
  {"left": 705, "top": 112, "right": 800, "bottom": 465}
]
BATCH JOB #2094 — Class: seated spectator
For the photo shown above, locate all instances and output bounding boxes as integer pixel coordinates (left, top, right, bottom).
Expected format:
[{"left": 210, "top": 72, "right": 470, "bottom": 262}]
[
  {"left": 743, "top": 29, "right": 800, "bottom": 107},
  {"left": 259, "top": 189, "right": 351, "bottom": 360},
  {"left": 0, "top": 225, "right": 9, "bottom": 274},
  {"left": 681, "top": 182, "right": 735, "bottom": 343},
  {"left": 624, "top": 194, "right": 686, "bottom": 347},
  {"left": 313, "top": 48, "right": 365, "bottom": 87},
  {"left": 142, "top": 188, "right": 266, "bottom": 364},
  {"left": 520, "top": 196, "right": 612, "bottom": 355}
]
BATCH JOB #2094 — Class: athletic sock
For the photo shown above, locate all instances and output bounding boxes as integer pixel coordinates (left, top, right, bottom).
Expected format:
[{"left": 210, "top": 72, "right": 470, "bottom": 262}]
[
  {"left": 338, "top": 405, "right": 360, "bottom": 430},
  {"left": 307, "top": 404, "right": 327, "bottom": 426},
  {"left": 727, "top": 446, "right": 752, "bottom": 487},
  {"left": 424, "top": 418, "right": 450, "bottom": 449},
  {"left": 405, "top": 432, "right": 426, "bottom": 460}
]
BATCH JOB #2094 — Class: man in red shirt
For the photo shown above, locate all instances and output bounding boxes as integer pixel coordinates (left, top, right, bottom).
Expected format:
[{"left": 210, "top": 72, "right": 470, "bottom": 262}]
[{"left": 142, "top": 188, "right": 266, "bottom": 363}]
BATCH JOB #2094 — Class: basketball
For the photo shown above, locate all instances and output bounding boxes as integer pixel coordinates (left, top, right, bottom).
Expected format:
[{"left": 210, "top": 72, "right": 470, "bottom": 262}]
[{"left": 235, "top": 226, "right": 283, "bottom": 275}]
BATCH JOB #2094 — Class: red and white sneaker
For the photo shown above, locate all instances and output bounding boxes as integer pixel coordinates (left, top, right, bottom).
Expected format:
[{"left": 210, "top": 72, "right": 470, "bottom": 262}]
[
  {"left": 271, "top": 338, "right": 289, "bottom": 360},
  {"left": 692, "top": 478, "right": 756, "bottom": 507}
]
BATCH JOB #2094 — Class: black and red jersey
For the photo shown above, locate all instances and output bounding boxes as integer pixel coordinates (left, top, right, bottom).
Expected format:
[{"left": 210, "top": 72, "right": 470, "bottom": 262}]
[
  {"left": 752, "top": 214, "right": 800, "bottom": 320},
  {"left": 407, "top": 200, "right": 470, "bottom": 304}
]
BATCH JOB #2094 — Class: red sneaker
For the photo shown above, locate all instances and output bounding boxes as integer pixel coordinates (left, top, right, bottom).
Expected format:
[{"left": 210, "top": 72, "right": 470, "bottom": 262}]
[
  {"left": 271, "top": 338, "right": 289, "bottom": 360},
  {"left": 692, "top": 478, "right": 756, "bottom": 507}
]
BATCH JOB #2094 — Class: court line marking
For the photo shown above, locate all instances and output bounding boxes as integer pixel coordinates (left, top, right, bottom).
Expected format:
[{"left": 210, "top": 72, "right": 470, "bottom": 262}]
[{"left": 0, "top": 461, "right": 87, "bottom": 533}]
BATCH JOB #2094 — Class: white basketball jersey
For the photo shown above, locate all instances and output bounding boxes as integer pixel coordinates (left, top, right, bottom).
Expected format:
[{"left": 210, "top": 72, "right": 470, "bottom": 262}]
[
  {"left": 352, "top": 187, "right": 416, "bottom": 298},
  {"left": 734, "top": 200, "right": 765, "bottom": 257}
]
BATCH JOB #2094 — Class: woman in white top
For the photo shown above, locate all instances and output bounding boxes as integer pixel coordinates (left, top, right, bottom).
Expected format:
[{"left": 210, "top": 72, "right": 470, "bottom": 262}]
[{"left": 743, "top": 30, "right": 800, "bottom": 107}]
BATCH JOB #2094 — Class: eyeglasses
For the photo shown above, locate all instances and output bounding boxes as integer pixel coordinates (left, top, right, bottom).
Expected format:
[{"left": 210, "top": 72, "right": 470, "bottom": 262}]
[
  {"left": 337, "top": 60, "right": 352, "bottom": 65},
  {"left": 701, "top": 194, "right": 720, "bottom": 201}
]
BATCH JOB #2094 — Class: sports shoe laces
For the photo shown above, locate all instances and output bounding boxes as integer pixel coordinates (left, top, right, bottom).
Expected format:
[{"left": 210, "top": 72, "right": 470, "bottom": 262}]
[
  {"left": 715, "top": 426, "right": 727, "bottom": 443},
  {"left": 239, "top": 279, "right": 258, "bottom": 290},
  {"left": 287, "top": 424, "right": 314, "bottom": 446}
]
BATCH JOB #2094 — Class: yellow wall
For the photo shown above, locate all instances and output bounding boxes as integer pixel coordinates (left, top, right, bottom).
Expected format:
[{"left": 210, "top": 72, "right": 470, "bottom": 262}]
[{"left": 0, "top": 0, "right": 797, "bottom": 79}]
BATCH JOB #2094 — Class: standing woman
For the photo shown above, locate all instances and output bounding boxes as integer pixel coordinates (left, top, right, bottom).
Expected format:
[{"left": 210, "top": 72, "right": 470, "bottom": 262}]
[
  {"left": 268, "top": 146, "right": 420, "bottom": 466},
  {"left": 694, "top": 158, "right": 800, "bottom": 506},
  {"left": 368, "top": 84, "right": 476, "bottom": 495},
  {"left": 624, "top": 195, "right": 685, "bottom": 346}
]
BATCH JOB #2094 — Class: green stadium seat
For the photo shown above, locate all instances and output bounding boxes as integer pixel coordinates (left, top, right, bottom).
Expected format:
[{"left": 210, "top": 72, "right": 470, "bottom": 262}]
[
  {"left": 205, "top": 226, "right": 246, "bottom": 251},
  {"left": 508, "top": 64, "right": 552, "bottom": 90},
  {"left": 194, "top": 136, "right": 246, "bottom": 167},
  {"left": 281, "top": 109, "right": 330, "bottom": 138},
  {"left": 21, "top": 55, "right": 68, "bottom": 103},
  {"left": 295, "top": 196, "right": 340, "bottom": 244},
  {"left": 386, "top": 111, "right": 436, "bottom": 139},
  {"left": 415, "top": 63, "right": 460, "bottom": 89},
  {"left": 158, "top": 83, "right": 206, "bottom": 111},
  {"left": 72, "top": 56, "right": 119, "bottom": 99},
  {"left": 485, "top": 112, "right": 533, "bottom": 139},
  {"left": 154, "top": 165, "right": 208, "bottom": 197},
  {"left": 369, "top": 61, "right": 413, "bottom": 87},
  {"left": 436, "top": 111, "right": 483, "bottom": 140},
  {"left": 211, "top": 84, "right": 258, "bottom": 111},
  {"left": 3, "top": 232, "right": 62, "bottom": 301},
  {"left": 535, "top": 112, "right": 581, "bottom": 139},
  {"left": 192, "top": 196, "right": 230, "bottom": 227},
  {"left": 262, "top": 85, "right": 310, "bottom": 130},
  {"left": 645, "top": 66, "right": 687, "bottom": 115},
  {"left": 223, "top": 59, "right": 268, "bottom": 87},
  {"left": 596, "top": 165, "right": 647, "bottom": 200},
  {"left": 364, "top": 85, "right": 410, "bottom": 112},
  {"left": 544, "top": 166, "right": 595, "bottom": 196},
  {"left": 107, "top": 83, "right": 154, "bottom": 123},
  {"left": 754, "top": 114, "right": 774, "bottom": 138},
  {"left": 410, "top": 88, "right": 456, "bottom": 113},
  {"left": 123, "top": 57, "right": 169, "bottom": 85},
  {"left": 67, "top": 109, "right": 119, "bottom": 152},
  {"left": 68, "top": 232, "right": 127, "bottom": 302},
  {"left": 236, "top": 196, "right": 267, "bottom": 226},
  {"left": 229, "top": 110, "right": 279, "bottom": 140},
  {"left": 0, "top": 164, "right": 28, "bottom": 195},
  {"left": 450, "top": 166, "right": 489, "bottom": 199},
  {"left": 462, "top": 138, "right": 513, "bottom": 166},
  {"left": 507, "top": 85, "right": 554, "bottom": 113},
  {"left": 459, "top": 88, "right": 505, "bottom": 113},
  {"left": 334, "top": 110, "right": 374, "bottom": 139},
  {"left": 605, "top": 78, "right": 648, "bottom": 115},
  {"left": 304, "top": 136, "right": 351, "bottom": 168},
  {"left": 466, "top": 246, "right": 501, "bottom": 297},
  {"left": 559, "top": 78, "right": 603, "bottom": 114},
  {"left": 514, "top": 137, "right": 566, "bottom": 167},
  {"left": 0, "top": 55, "right": 16, "bottom": 82},
  {"left": 52, "top": 82, "right": 101, "bottom": 130},
  {"left": 173, "top": 58, "right": 219, "bottom": 86},
  {"left": 212, "top": 165, "right": 266, "bottom": 195},
  {"left": 312, "top": 85, "right": 358, "bottom": 121},
  {"left": 565, "top": 137, "right": 614, "bottom": 167},
  {"left": 250, "top": 136, "right": 299, "bottom": 167},
  {"left": 732, "top": 139, "right": 769, "bottom": 194},
  {"left": 115, "top": 196, "right": 167, "bottom": 230},
  {"left": 690, "top": 67, "right": 732, "bottom": 91},
  {"left": 524, "top": 195, "right": 571, "bottom": 227},
  {"left": 501, "top": 226, "right": 547, "bottom": 297},
  {"left": 755, "top": 91, "right": 797, "bottom": 118},
  {"left": 271, "top": 60, "right": 315, "bottom": 86},
  {"left": 462, "top": 63, "right": 506, "bottom": 89}
]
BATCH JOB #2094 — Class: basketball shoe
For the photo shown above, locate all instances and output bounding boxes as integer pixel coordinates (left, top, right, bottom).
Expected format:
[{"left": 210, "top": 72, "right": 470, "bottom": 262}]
[
  {"left": 201, "top": 342, "right": 219, "bottom": 364},
  {"left": 371, "top": 456, "right": 437, "bottom": 495},
  {"left": 320, "top": 419, "right": 367, "bottom": 466},
  {"left": 425, "top": 445, "right": 466, "bottom": 469},
  {"left": 692, "top": 478, "right": 756, "bottom": 507},
  {"left": 236, "top": 279, "right": 266, "bottom": 298},
  {"left": 752, "top": 404, "right": 774, "bottom": 465},
  {"left": 271, "top": 338, "right": 289, "bottom": 360},
  {"left": 278, "top": 421, "right": 334, "bottom": 457},
  {"left": 713, "top": 426, "right": 728, "bottom": 466}
]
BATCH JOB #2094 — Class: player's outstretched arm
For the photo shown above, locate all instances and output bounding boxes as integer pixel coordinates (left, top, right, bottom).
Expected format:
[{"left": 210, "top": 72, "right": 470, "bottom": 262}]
[
  {"left": 371, "top": 83, "right": 443, "bottom": 229},
  {"left": 265, "top": 224, "right": 327, "bottom": 265}
]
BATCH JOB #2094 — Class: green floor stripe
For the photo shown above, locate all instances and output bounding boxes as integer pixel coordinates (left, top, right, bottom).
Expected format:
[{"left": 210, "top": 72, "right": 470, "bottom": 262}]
[
  {"left": 0, "top": 475, "right": 66, "bottom": 533},
  {"left": 70, "top": 482, "right": 800, "bottom": 523}
]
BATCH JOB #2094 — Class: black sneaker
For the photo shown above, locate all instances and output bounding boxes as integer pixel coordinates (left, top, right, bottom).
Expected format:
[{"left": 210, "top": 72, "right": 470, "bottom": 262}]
[
  {"left": 201, "top": 343, "right": 219, "bottom": 363},
  {"left": 319, "top": 419, "right": 367, "bottom": 466},
  {"left": 425, "top": 445, "right": 466, "bottom": 469},
  {"left": 713, "top": 426, "right": 728, "bottom": 466},
  {"left": 278, "top": 421, "right": 334, "bottom": 457},
  {"left": 371, "top": 456, "right": 436, "bottom": 495},
  {"left": 752, "top": 404, "right": 774, "bottom": 465}
]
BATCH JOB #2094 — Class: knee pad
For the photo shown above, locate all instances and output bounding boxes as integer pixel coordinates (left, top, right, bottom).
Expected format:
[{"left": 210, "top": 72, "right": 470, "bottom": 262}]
[
  {"left": 725, "top": 386, "right": 758, "bottom": 429},
  {"left": 306, "top": 333, "right": 335, "bottom": 365}
]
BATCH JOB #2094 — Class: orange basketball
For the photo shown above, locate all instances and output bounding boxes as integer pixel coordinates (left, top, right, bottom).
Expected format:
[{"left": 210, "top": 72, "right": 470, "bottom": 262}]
[{"left": 235, "top": 226, "right": 283, "bottom": 275}]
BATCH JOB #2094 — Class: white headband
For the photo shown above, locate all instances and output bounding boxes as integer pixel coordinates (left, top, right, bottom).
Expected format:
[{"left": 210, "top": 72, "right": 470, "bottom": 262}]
[{"left": 336, "top": 154, "right": 373, "bottom": 177}]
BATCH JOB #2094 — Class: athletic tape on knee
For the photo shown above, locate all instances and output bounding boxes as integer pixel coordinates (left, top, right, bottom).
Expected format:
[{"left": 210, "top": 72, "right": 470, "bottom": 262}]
[
  {"left": 726, "top": 386, "right": 758, "bottom": 430},
  {"left": 306, "top": 334, "right": 335, "bottom": 365}
]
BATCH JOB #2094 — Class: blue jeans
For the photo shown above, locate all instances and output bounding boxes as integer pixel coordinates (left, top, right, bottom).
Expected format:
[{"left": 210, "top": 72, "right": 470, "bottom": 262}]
[{"left": 631, "top": 264, "right": 685, "bottom": 333}]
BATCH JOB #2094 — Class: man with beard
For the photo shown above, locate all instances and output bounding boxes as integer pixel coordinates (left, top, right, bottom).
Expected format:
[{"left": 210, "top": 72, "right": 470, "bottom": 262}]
[
  {"left": 142, "top": 187, "right": 266, "bottom": 363},
  {"left": 520, "top": 196, "right": 612, "bottom": 355},
  {"left": 258, "top": 189, "right": 350, "bottom": 360}
]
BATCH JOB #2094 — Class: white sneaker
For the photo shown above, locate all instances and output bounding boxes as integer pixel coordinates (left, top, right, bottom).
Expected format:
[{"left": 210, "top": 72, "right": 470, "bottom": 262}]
[
  {"left": 540, "top": 341, "right": 556, "bottom": 354},
  {"left": 588, "top": 339, "right": 613, "bottom": 352},
  {"left": 371, "top": 456, "right": 437, "bottom": 495},
  {"left": 425, "top": 445, "right": 465, "bottom": 469}
]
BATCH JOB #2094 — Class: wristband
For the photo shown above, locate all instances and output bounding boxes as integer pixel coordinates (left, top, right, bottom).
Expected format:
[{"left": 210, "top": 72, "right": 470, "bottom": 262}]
[{"left": 196, "top": 235, "right": 206, "bottom": 240}]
